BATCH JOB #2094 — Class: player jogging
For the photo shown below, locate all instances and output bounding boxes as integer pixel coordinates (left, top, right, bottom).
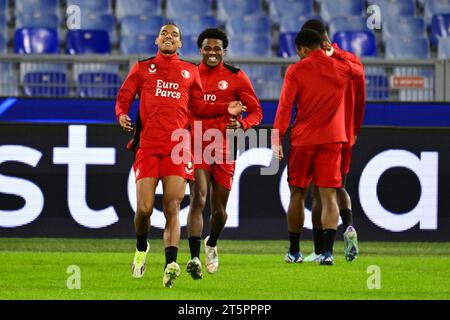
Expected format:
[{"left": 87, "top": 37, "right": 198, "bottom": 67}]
[
  {"left": 272, "top": 29, "right": 363, "bottom": 265},
  {"left": 186, "top": 28, "right": 262, "bottom": 279},
  {"left": 115, "top": 23, "right": 245, "bottom": 288}
]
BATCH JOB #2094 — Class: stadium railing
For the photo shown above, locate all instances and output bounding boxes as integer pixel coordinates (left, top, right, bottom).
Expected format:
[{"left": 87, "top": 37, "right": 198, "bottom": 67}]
[{"left": 0, "top": 54, "right": 449, "bottom": 101}]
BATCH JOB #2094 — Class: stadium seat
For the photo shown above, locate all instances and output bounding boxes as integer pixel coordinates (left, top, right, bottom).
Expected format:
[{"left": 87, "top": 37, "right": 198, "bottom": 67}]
[
  {"left": 175, "top": 15, "right": 218, "bottom": 35},
  {"left": 228, "top": 34, "right": 271, "bottom": 57},
  {"left": 217, "top": 0, "right": 262, "bottom": 22},
  {"left": 120, "top": 15, "right": 166, "bottom": 37},
  {"left": 279, "top": 14, "right": 321, "bottom": 33},
  {"left": 23, "top": 71, "right": 68, "bottom": 97},
  {"left": 15, "top": 12, "right": 60, "bottom": 31},
  {"left": 14, "top": 27, "right": 59, "bottom": 54},
  {"left": 332, "top": 31, "right": 377, "bottom": 57},
  {"left": 269, "top": 0, "right": 313, "bottom": 25},
  {"left": 385, "top": 36, "right": 430, "bottom": 59},
  {"left": 226, "top": 15, "right": 271, "bottom": 38},
  {"left": 329, "top": 16, "right": 367, "bottom": 39},
  {"left": 166, "top": 0, "right": 212, "bottom": 20},
  {"left": 77, "top": 72, "right": 121, "bottom": 98},
  {"left": 320, "top": 0, "right": 364, "bottom": 23},
  {"left": 179, "top": 34, "right": 199, "bottom": 57},
  {"left": 277, "top": 31, "right": 297, "bottom": 57},
  {"left": 15, "top": 0, "right": 59, "bottom": 15},
  {"left": 431, "top": 14, "right": 450, "bottom": 46},
  {"left": 383, "top": 17, "right": 426, "bottom": 43},
  {"left": 116, "top": 0, "right": 162, "bottom": 22},
  {"left": 425, "top": 0, "right": 450, "bottom": 25},
  {"left": 66, "top": 30, "right": 111, "bottom": 54},
  {"left": 240, "top": 64, "right": 282, "bottom": 82},
  {"left": 438, "top": 36, "right": 450, "bottom": 58},
  {"left": 120, "top": 34, "right": 158, "bottom": 55},
  {"left": 0, "top": 72, "right": 19, "bottom": 96},
  {"left": 65, "top": 0, "right": 112, "bottom": 14},
  {"left": 371, "top": 0, "right": 416, "bottom": 20},
  {"left": 365, "top": 74, "right": 389, "bottom": 100},
  {"left": 0, "top": 33, "right": 5, "bottom": 53},
  {"left": 79, "top": 13, "right": 117, "bottom": 44}
]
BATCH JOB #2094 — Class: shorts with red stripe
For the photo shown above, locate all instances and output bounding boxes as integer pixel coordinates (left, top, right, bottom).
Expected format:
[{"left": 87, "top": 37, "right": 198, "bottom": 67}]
[
  {"left": 341, "top": 142, "right": 353, "bottom": 175},
  {"left": 133, "top": 148, "right": 194, "bottom": 182},
  {"left": 288, "top": 143, "right": 342, "bottom": 188}
]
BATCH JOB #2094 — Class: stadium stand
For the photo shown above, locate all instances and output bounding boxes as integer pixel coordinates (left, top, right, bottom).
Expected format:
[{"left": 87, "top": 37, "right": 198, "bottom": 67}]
[
  {"left": 115, "top": 0, "right": 162, "bottom": 22},
  {"left": 268, "top": 0, "right": 314, "bottom": 25},
  {"left": 333, "top": 30, "right": 377, "bottom": 57},
  {"left": 166, "top": 0, "right": 213, "bottom": 20},
  {"left": 431, "top": 13, "right": 450, "bottom": 46}
]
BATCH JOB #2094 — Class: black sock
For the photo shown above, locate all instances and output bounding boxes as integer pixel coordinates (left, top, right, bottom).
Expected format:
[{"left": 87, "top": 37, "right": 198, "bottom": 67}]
[
  {"left": 323, "top": 229, "right": 336, "bottom": 254},
  {"left": 188, "top": 236, "right": 201, "bottom": 259},
  {"left": 340, "top": 208, "right": 353, "bottom": 233},
  {"left": 312, "top": 228, "right": 323, "bottom": 255},
  {"left": 206, "top": 233, "right": 220, "bottom": 247},
  {"left": 165, "top": 246, "right": 178, "bottom": 268},
  {"left": 136, "top": 232, "right": 148, "bottom": 252},
  {"left": 288, "top": 232, "right": 301, "bottom": 255}
]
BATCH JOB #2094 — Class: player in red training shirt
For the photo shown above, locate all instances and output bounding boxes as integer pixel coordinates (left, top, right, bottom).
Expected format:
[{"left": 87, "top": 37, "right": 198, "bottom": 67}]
[
  {"left": 186, "top": 28, "right": 263, "bottom": 280},
  {"left": 115, "top": 23, "right": 245, "bottom": 288},
  {"left": 300, "top": 20, "right": 365, "bottom": 263},
  {"left": 272, "top": 29, "right": 363, "bottom": 265}
]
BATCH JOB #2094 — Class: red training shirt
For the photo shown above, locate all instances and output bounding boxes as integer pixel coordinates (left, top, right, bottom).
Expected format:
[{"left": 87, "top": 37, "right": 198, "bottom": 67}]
[{"left": 273, "top": 49, "right": 364, "bottom": 147}]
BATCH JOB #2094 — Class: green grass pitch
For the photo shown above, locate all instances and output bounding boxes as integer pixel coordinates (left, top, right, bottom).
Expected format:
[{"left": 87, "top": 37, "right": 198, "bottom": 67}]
[{"left": 0, "top": 238, "right": 449, "bottom": 300}]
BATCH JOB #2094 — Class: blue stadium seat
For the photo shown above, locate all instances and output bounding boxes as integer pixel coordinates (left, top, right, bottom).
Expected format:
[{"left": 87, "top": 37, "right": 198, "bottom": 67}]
[
  {"left": 240, "top": 64, "right": 282, "bottom": 82},
  {"left": 425, "top": 0, "right": 450, "bottom": 25},
  {"left": 120, "top": 34, "right": 158, "bottom": 55},
  {"left": 228, "top": 34, "right": 271, "bottom": 57},
  {"left": 15, "top": 12, "right": 60, "bottom": 31},
  {"left": 80, "top": 13, "right": 117, "bottom": 44},
  {"left": 277, "top": 31, "right": 297, "bottom": 57},
  {"left": 332, "top": 31, "right": 377, "bottom": 57},
  {"left": 14, "top": 27, "right": 59, "bottom": 54},
  {"left": 0, "top": 67, "right": 19, "bottom": 96},
  {"left": 383, "top": 17, "right": 426, "bottom": 43},
  {"left": 279, "top": 14, "right": 321, "bottom": 33},
  {"left": 329, "top": 16, "right": 367, "bottom": 39},
  {"left": 385, "top": 36, "right": 430, "bottom": 59},
  {"left": 15, "top": 0, "right": 59, "bottom": 15},
  {"left": 120, "top": 15, "right": 166, "bottom": 37},
  {"left": 217, "top": 0, "right": 262, "bottom": 22},
  {"left": 66, "top": 30, "right": 111, "bottom": 54},
  {"left": 116, "top": 0, "right": 162, "bottom": 21},
  {"left": 371, "top": 0, "right": 416, "bottom": 20},
  {"left": 320, "top": 0, "right": 364, "bottom": 22},
  {"left": 166, "top": 0, "right": 212, "bottom": 20},
  {"left": 65, "top": 0, "right": 112, "bottom": 14},
  {"left": 179, "top": 34, "right": 199, "bottom": 57},
  {"left": 77, "top": 72, "right": 121, "bottom": 98},
  {"left": 175, "top": 15, "right": 218, "bottom": 35},
  {"left": 268, "top": 0, "right": 313, "bottom": 25},
  {"left": 226, "top": 15, "right": 271, "bottom": 38},
  {"left": 365, "top": 74, "right": 389, "bottom": 100},
  {"left": 23, "top": 71, "right": 68, "bottom": 97},
  {"left": 431, "top": 14, "right": 450, "bottom": 46},
  {"left": 438, "top": 36, "right": 450, "bottom": 58},
  {"left": 0, "top": 33, "right": 6, "bottom": 53}
]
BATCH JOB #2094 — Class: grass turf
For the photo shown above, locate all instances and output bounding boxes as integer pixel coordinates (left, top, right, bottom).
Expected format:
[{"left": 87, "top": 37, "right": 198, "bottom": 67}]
[{"left": 0, "top": 238, "right": 449, "bottom": 300}]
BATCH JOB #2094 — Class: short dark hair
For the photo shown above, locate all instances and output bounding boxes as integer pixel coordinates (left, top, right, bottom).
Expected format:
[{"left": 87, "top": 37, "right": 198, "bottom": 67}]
[
  {"left": 197, "top": 28, "right": 229, "bottom": 49},
  {"left": 161, "top": 22, "right": 182, "bottom": 39},
  {"left": 301, "top": 19, "right": 327, "bottom": 40},
  {"left": 295, "top": 29, "right": 323, "bottom": 49}
]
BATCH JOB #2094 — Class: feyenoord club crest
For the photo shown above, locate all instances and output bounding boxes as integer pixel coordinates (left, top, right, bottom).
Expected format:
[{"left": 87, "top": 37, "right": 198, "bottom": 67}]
[
  {"left": 181, "top": 70, "right": 190, "bottom": 79},
  {"left": 218, "top": 80, "right": 228, "bottom": 90},
  {"left": 148, "top": 64, "right": 157, "bottom": 74}
]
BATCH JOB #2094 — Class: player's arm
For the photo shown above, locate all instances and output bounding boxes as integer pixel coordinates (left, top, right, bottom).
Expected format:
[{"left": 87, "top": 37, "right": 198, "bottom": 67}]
[
  {"left": 353, "top": 69, "right": 366, "bottom": 139},
  {"left": 330, "top": 43, "right": 364, "bottom": 79},
  {"left": 231, "top": 70, "right": 263, "bottom": 131},
  {"left": 189, "top": 69, "right": 245, "bottom": 118},
  {"left": 115, "top": 62, "right": 140, "bottom": 132},
  {"left": 272, "top": 66, "right": 298, "bottom": 159}
]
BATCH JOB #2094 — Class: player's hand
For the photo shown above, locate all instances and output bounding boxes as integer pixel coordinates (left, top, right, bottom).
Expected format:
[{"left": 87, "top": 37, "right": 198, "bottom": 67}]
[
  {"left": 272, "top": 144, "right": 284, "bottom": 160},
  {"left": 227, "top": 101, "right": 246, "bottom": 116},
  {"left": 226, "top": 117, "right": 242, "bottom": 129},
  {"left": 322, "top": 40, "right": 332, "bottom": 51},
  {"left": 119, "top": 114, "right": 133, "bottom": 132}
]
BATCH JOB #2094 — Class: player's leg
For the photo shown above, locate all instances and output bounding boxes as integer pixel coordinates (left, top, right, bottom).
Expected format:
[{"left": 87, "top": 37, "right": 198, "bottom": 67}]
[
  {"left": 340, "top": 146, "right": 359, "bottom": 261},
  {"left": 304, "top": 183, "right": 323, "bottom": 262},
  {"left": 204, "top": 169, "right": 231, "bottom": 274},
  {"left": 186, "top": 168, "right": 210, "bottom": 279},
  {"left": 161, "top": 175, "right": 186, "bottom": 287},
  {"left": 319, "top": 187, "right": 339, "bottom": 265}
]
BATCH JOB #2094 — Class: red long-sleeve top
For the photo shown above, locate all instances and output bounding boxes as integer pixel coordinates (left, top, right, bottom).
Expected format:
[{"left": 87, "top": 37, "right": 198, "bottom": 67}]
[
  {"left": 331, "top": 43, "right": 366, "bottom": 146},
  {"left": 115, "top": 51, "right": 230, "bottom": 154},
  {"left": 273, "top": 49, "right": 363, "bottom": 147}
]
